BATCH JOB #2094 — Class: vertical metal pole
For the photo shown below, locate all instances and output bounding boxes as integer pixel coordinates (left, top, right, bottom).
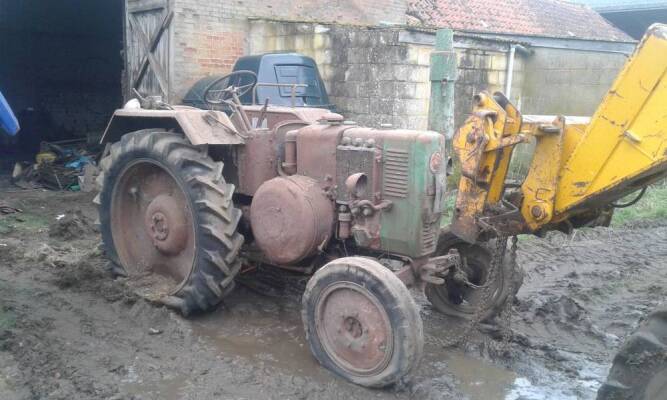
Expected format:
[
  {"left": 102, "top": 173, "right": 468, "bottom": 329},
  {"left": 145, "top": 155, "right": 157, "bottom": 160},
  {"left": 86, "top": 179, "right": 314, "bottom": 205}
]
[
  {"left": 428, "top": 29, "right": 457, "bottom": 138},
  {"left": 505, "top": 45, "right": 516, "bottom": 100}
]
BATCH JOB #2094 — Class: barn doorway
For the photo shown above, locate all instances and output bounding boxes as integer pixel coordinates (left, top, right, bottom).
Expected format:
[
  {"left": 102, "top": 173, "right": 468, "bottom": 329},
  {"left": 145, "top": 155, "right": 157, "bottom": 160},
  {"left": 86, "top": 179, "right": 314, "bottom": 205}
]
[{"left": 0, "top": 0, "right": 124, "bottom": 172}]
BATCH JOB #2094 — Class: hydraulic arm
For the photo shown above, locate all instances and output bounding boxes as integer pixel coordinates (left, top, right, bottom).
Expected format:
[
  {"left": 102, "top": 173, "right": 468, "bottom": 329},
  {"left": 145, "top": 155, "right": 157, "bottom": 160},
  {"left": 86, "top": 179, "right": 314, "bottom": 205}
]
[{"left": 451, "top": 24, "right": 667, "bottom": 242}]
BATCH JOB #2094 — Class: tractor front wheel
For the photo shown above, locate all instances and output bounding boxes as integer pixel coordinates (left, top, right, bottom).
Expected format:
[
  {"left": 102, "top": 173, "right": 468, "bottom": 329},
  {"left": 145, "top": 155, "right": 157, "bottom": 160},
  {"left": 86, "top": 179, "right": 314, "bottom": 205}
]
[
  {"left": 97, "top": 130, "right": 244, "bottom": 315},
  {"left": 302, "top": 257, "right": 423, "bottom": 387}
]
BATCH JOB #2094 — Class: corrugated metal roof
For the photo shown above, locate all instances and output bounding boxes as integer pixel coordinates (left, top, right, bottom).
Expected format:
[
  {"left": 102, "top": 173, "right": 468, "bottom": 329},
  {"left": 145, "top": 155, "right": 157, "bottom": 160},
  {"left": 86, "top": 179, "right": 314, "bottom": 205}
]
[{"left": 407, "top": 0, "right": 634, "bottom": 42}]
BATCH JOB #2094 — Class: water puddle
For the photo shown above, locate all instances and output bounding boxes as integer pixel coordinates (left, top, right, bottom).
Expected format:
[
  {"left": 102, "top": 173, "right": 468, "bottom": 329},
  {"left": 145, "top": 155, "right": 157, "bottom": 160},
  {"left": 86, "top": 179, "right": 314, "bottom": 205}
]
[
  {"left": 434, "top": 350, "right": 518, "bottom": 399},
  {"left": 125, "top": 288, "right": 604, "bottom": 399},
  {"left": 190, "top": 294, "right": 320, "bottom": 374},
  {"left": 189, "top": 290, "right": 542, "bottom": 399}
]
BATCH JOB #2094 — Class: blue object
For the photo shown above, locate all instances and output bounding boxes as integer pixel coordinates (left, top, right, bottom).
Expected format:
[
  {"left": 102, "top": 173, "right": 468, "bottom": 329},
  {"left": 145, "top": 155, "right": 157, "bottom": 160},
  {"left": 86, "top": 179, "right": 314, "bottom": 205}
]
[
  {"left": 0, "top": 90, "right": 19, "bottom": 136},
  {"left": 65, "top": 155, "right": 92, "bottom": 170}
]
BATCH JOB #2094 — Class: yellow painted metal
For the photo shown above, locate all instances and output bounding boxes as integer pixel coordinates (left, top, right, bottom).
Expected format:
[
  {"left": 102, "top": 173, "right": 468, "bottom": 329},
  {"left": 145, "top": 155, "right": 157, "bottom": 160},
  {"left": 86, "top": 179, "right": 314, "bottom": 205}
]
[
  {"left": 450, "top": 24, "right": 667, "bottom": 240},
  {"left": 554, "top": 24, "right": 667, "bottom": 217},
  {"left": 517, "top": 117, "right": 592, "bottom": 229},
  {"left": 519, "top": 117, "right": 564, "bottom": 230},
  {"left": 450, "top": 92, "right": 523, "bottom": 242}
]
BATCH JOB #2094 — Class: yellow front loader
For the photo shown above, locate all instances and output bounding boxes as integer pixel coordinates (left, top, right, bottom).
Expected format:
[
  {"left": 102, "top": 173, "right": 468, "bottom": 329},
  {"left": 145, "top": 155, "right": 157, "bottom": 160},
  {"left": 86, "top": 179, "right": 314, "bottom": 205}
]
[{"left": 450, "top": 24, "right": 667, "bottom": 243}]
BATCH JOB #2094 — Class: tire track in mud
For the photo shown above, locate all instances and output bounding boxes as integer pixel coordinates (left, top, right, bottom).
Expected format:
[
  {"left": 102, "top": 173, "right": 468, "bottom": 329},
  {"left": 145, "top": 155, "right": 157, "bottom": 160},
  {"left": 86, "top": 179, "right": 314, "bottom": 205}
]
[
  {"left": 1, "top": 190, "right": 667, "bottom": 399},
  {"left": 504, "top": 225, "right": 667, "bottom": 398}
]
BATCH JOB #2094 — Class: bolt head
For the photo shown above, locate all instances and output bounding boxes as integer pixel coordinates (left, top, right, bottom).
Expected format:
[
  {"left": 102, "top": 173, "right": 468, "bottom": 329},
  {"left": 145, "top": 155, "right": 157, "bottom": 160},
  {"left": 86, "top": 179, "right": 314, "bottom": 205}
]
[{"left": 531, "top": 205, "right": 545, "bottom": 220}]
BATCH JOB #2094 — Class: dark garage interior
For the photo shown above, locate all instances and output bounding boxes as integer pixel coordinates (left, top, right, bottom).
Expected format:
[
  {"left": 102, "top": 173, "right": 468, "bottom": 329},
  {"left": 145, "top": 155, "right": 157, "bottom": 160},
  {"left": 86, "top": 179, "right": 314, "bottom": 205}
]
[{"left": 0, "top": 0, "right": 124, "bottom": 171}]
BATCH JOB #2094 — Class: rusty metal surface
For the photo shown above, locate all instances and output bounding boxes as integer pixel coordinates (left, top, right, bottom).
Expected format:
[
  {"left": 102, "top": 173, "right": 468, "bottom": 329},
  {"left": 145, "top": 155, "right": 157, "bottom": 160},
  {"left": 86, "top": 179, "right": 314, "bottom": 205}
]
[
  {"left": 315, "top": 281, "right": 393, "bottom": 375},
  {"left": 236, "top": 128, "right": 278, "bottom": 196},
  {"left": 242, "top": 105, "right": 329, "bottom": 129},
  {"left": 110, "top": 160, "right": 195, "bottom": 295},
  {"left": 236, "top": 119, "right": 311, "bottom": 196},
  {"left": 250, "top": 175, "right": 334, "bottom": 265},
  {"left": 337, "top": 143, "right": 378, "bottom": 202},
  {"left": 295, "top": 122, "right": 352, "bottom": 190},
  {"left": 449, "top": 92, "right": 525, "bottom": 242},
  {"left": 101, "top": 107, "right": 243, "bottom": 145}
]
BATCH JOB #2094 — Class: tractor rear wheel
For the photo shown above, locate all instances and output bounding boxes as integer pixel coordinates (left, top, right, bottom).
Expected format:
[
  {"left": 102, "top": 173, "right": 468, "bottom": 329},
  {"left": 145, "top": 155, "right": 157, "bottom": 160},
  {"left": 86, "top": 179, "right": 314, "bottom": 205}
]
[
  {"left": 98, "top": 130, "right": 244, "bottom": 315},
  {"left": 425, "top": 232, "right": 523, "bottom": 321},
  {"left": 597, "top": 306, "right": 667, "bottom": 400},
  {"left": 302, "top": 257, "right": 423, "bottom": 387}
]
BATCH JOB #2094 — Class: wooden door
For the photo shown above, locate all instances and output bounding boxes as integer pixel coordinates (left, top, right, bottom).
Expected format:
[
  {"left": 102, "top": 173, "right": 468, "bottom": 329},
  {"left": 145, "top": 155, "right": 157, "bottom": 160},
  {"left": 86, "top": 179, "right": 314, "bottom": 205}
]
[{"left": 125, "top": 0, "right": 173, "bottom": 101}]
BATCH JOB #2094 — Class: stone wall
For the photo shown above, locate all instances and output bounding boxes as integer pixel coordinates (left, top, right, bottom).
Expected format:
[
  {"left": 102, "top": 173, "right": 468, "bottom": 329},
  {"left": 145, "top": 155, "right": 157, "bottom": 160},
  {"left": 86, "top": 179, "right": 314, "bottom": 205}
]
[
  {"left": 171, "top": 0, "right": 407, "bottom": 100},
  {"left": 248, "top": 21, "right": 432, "bottom": 129}
]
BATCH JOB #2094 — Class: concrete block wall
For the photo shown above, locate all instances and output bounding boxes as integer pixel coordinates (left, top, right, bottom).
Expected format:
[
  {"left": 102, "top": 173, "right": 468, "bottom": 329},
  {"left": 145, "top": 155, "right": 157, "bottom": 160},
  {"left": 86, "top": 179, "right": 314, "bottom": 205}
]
[
  {"left": 329, "top": 29, "right": 432, "bottom": 129},
  {"left": 248, "top": 20, "right": 432, "bottom": 129},
  {"left": 170, "top": 3, "right": 626, "bottom": 132},
  {"left": 247, "top": 21, "right": 334, "bottom": 82},
  {"left": 453, "top": 48, "right": 525, "bottom": 128},
  {"left": 170, "top": 0, "right": 407, "bottom": 101},
  {"left": 521, "top": 48, "right": 626, "bottom": 116}
]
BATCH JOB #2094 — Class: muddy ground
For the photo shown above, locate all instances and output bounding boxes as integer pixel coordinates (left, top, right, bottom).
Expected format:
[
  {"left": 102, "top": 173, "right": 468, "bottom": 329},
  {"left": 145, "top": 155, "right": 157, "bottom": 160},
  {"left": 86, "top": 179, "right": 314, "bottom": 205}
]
[{"left": 1, "top": 184, "right": 666, "bottom": 400}]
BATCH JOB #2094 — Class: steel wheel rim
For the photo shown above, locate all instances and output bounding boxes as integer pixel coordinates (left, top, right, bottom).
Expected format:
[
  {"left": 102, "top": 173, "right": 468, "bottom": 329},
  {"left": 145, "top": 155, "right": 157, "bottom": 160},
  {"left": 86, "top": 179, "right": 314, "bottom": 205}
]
[
  {"left": 110, "top": 159, "right": 196, "bottom": 296},
  {"left": 315, "top": 281, "right": 394, "bottom": 376}
]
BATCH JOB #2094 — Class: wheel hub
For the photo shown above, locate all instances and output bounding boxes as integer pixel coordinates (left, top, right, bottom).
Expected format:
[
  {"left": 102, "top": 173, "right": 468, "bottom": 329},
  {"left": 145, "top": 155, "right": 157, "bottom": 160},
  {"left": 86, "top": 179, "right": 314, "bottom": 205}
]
[
  {"left": 150, "top": 212, "right": 169, "bottom": 241},
  {"left": 343, "top": 316, "right": 363, "bottom": 339},
  {"left": 316, "top": 282, "right": 393, "bottom": 375},
  {"left": 110, "top": 160, "right": 196, "bottom": 295},
  {"left": 144, "top": 194, "right": 188, "bottom": 255}
]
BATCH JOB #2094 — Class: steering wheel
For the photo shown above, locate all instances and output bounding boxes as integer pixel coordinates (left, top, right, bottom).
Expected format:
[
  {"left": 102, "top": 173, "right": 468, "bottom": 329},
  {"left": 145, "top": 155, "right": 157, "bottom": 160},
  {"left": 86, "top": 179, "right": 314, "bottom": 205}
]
[{"left": 203, "top": 70, "right": 258, "bottom": 106}]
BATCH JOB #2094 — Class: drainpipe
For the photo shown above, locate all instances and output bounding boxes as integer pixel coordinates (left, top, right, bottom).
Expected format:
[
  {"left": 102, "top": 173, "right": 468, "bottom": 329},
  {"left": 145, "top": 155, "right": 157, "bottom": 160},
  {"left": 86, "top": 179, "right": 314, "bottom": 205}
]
[{"left": 505, "top": 44, "right": 516, "bottom": 100}]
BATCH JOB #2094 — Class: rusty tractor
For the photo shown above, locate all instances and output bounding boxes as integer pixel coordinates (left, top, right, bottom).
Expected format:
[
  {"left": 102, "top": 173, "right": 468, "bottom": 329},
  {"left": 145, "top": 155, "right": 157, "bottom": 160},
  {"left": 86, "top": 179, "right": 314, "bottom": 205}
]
[
  {"left": 97, "top": 71, "right": 463, "bottom": 386},
  {"left": 97, "top": 24, "right": 667, "bottom": 389}
]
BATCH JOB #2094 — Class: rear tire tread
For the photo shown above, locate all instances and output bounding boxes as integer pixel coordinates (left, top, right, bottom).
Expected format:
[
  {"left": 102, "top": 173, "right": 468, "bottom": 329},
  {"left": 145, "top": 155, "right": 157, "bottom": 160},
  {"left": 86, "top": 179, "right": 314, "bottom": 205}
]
[
  {"left": 597, "top": 306, "right": 667, "bottom": 400},
  {"left": 98, "top": 129, "right": 244, "bottom": 316}
]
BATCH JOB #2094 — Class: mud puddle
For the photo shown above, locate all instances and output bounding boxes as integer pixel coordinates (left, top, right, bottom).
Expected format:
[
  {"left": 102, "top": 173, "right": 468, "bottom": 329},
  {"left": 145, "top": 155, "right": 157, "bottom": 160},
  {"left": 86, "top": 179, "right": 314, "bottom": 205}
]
[
  {"left": 171, "top": 288, "right": 573, "bottom": 400},
  {"left": 2, "top": 188, "right": 667, "bottom": 400}
]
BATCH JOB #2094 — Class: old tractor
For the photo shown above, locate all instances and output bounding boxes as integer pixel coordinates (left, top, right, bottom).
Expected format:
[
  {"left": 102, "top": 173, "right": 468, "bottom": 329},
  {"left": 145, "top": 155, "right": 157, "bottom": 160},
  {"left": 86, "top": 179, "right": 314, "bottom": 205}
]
[{"left": 96, "top": 24, "right": 667, "bottom": 387}]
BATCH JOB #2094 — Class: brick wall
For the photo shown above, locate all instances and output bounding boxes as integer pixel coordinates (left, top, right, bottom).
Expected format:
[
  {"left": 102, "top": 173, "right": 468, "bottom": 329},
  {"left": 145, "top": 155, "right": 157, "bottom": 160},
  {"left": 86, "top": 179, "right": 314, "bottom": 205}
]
[
  {"left": 248, "top": 20, "right": 431, "bottom": 129},
  {"left": 171, "top": 0, "right": 407, "bottom": 100}
]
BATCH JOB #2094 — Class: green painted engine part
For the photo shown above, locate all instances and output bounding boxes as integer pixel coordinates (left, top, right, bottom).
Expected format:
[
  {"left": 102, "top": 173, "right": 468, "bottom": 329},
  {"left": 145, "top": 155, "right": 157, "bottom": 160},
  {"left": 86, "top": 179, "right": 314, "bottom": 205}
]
[{"left": 379, "top": 132, "right": 446, "bottom": 258}]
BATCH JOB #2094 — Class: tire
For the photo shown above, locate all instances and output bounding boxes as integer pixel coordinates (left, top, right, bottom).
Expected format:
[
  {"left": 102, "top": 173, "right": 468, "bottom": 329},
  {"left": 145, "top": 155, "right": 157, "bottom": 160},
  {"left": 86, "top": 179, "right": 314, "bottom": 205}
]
[
  {"left": 302, "top": 257, "right": 423, "bottom": 388},
  {"left": 597, "top": 306, "right": 667, "bottom": 400},
  {"left": 425, "top": 231, "right": 523, "bottom": 321},
  {"left": 97, "top": 130, "right": 244, "bottom": 316}
]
